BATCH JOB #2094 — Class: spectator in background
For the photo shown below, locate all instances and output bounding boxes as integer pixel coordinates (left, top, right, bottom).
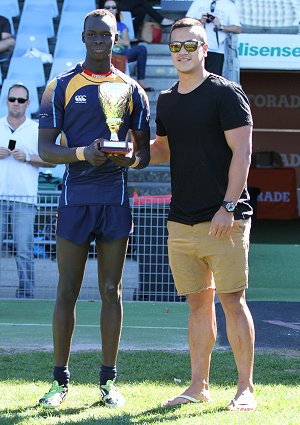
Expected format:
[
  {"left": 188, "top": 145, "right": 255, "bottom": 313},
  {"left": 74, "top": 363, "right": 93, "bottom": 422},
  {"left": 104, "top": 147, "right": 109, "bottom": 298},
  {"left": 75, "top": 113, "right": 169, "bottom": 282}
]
[
  {"left": 0, "top": 84, "right": 55, "bottom": 298},
  {"left": 104, "top": 0, "right": 154, "bottom": 91},
  {"left": 186, "top": 0, "right": 241, "bottom": 75},
  {"left": 99, "top": 0, "right": 174, "bottom": 37},
  {"left": 0, "top": 15, "right": 15, "bottom": 62}
]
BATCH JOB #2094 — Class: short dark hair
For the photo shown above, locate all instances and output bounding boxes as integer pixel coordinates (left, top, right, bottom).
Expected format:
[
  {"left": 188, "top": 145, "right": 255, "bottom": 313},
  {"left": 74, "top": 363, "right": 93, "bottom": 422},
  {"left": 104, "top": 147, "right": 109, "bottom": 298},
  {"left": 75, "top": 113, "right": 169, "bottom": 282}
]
[
  {"left": 83, "top": 8, "right": 116, "bottom": 31},
  {"left": 171, "top": 18, "right": 207, "bottom": 43},
  {"left": 8, "top": 84, "right": 29, "bottom": 100}
]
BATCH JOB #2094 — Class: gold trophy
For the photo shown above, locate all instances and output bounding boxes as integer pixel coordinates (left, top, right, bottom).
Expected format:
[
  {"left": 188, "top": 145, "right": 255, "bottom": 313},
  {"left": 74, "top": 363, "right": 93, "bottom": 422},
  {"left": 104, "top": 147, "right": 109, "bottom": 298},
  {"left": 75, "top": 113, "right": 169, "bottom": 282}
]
[{"left": 98, "top": 82, "right": 131, "bottom": 154}]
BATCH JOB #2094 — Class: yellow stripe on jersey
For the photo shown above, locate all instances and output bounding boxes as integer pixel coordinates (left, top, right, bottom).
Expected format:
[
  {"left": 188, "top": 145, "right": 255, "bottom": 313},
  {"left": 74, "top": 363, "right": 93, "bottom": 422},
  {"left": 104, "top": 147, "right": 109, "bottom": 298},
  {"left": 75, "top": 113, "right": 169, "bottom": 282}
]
[{"left": 64, "top": 71, "right": 134, "bottom": 113}]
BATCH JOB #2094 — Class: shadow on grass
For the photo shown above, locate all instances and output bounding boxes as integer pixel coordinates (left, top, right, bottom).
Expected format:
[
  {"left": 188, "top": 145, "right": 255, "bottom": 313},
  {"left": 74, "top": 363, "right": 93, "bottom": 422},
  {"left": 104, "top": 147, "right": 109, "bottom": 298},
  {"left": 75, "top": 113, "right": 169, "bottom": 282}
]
[
  {"left": 0, "top": 351, "right": 299, "bottom": 389},
  {"left": 0, "top": 403, "right": 227, "bottom": 425}
]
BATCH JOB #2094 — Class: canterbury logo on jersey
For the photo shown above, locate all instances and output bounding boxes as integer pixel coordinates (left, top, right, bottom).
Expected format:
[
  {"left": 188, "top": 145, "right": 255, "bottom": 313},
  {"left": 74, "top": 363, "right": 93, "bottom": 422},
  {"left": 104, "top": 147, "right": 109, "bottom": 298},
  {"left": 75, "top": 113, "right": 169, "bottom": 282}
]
[{"left": 75, "top": 95, "right": 87, "bottom": 103}]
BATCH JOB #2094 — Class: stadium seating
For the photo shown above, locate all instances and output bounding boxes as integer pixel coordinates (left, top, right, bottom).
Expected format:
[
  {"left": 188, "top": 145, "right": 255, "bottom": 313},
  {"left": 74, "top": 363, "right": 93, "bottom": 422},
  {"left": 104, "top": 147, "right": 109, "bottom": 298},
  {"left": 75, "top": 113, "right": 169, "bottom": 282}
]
[
  {"left": 54, "top": 34, "right": 86, "bottom": 59},
  {"left": 120, "top": 11, "right": 135, "bottom": 40},
  {"left": 1, "top": 0, "right": 20, "bottom": 17},
  {"left": 6, "top": 57, "right": 46, "bottom": 88},
  {"left": 48, "top": 58, "right": 81, "bottom": 82},
  {"left": 12, "top": 34, "right": 50, "bottom": 58},
  {"left": 21, "top": 0, "right": 59, "bottom": 18},
  {"left": 56, "top": 11, "right": 87, "bottom": 38},
  {"left": 236, "top": 0, "right": 300, "bottom": 30},
  {"left": 61, "top": 0, "right": 96, "bottom": 13},
  {"left": 17, "top": 11, "right": 55, "bottom": 38}
]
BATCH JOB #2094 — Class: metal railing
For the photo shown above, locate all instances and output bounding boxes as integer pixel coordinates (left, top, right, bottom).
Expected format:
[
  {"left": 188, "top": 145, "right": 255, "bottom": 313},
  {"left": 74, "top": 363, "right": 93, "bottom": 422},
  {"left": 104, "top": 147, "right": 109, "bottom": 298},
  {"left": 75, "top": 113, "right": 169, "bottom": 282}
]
[{"left": 0, "top": 193, "right": 184, "bottom": 302}]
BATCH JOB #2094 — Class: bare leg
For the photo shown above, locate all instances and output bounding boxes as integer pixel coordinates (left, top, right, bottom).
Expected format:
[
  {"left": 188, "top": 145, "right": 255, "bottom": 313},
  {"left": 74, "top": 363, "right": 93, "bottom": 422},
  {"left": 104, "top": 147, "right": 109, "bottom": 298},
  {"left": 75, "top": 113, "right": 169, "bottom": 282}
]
[
  {"left": 96, "top": 237, "right": 128, "bottom": 366},
  {"left": 164, "top": 288, "right": 216, "bottom": 406},
  {"left": 53, "top": 236, "right": 89, "bottom": 366},
  {"left": 218, "top": 290, "right": 256, "bottom": 410}
]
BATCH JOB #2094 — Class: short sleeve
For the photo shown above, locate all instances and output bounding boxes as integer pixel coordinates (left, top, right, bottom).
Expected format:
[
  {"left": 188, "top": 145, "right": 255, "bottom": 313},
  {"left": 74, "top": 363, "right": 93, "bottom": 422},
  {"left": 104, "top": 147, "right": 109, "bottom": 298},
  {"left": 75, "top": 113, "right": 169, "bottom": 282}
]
[
  {"left": 1, "top": 16, "right": 11, "bottom": 34},
  {"left": 219, "top": 84, "right": 253, "bottom": 131},
  {"left": 155, "top": 94, "right": 167, "bottom": 136},
  {"left": 39, "top": 79, "right": 65, "bottom": 130},
  {"left": 130, "top": 84, "right": 150, "bottom": 132}
]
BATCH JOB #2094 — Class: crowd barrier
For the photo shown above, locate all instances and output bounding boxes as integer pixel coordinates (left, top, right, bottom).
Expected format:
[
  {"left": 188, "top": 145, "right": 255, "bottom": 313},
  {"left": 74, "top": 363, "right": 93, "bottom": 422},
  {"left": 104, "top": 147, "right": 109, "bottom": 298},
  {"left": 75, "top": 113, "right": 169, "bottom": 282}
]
[{"left": 0, "top": 193, "right": 184, "bottom": 302}]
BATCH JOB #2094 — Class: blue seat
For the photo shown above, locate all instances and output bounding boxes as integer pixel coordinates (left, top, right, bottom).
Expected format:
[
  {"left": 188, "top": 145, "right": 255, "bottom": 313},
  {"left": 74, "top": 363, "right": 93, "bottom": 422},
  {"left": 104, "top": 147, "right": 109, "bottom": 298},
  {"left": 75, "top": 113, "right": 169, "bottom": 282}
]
[
  {"left": 54, "top": 34, "right": 86, "bottom": 59},
  {"left": 120, "top": 11, "right": 135, "bottom": 40},
  {"left": 61, "top": 0, "right": 96, "bottom": 13},
  {"left": 48, "top": 58, "right": 81, "bottom": 82},
  {"left": 6, "top": 57, "right": 46, "bottom": 88},
  {"left": 1, "top": 0, "right": 20, "bottom": 17},
  {"left": 22, "top": 0, "right": 59, "bottom": 18},
  {"left": 0, "top": 78, "right": 39, "bottom": 115},
  {"left": 17, "top": 11, "right": 55, "bottom": 38},
  {"left": 12, "top": 34, "right": 50, "bottom": 57},
  {"left": 57, "top": 11, "right": 88, "bottom": 38}
]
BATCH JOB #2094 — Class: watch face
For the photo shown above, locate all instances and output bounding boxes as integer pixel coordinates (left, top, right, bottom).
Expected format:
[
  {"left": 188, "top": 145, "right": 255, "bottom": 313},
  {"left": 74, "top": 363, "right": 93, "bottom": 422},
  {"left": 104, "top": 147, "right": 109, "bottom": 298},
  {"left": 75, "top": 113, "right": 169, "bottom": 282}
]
[
  {"left": 223, "top": 201, "right": 235, "bottom": 212},
  {"left": 226, "top": 202, "right": 235, "bottom": 212}
]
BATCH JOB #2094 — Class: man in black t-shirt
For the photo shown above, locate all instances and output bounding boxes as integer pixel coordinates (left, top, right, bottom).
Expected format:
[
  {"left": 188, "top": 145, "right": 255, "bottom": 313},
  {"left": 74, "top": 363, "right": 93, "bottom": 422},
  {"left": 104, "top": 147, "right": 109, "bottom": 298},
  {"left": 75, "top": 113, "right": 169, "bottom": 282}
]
[
  {"left": 0, "top": 15, "right": 15, "bottom": 62},
  {"left": 150, "top": 18, "right": 257, "bottom": 412}
]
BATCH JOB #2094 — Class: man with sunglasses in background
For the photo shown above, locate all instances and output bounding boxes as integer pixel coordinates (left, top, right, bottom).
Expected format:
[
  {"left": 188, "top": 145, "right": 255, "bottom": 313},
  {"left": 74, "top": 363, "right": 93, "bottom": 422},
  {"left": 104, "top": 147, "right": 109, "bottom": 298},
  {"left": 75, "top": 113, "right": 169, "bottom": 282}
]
[
  {"left": 150, "top": 18, "right": 256, "bottom": 412},
  {"left": 186, "top": 0, "right": 241, "bottom": 75},
  {"left": 0, "top": 84, "right": 55, "bottom": 298}
]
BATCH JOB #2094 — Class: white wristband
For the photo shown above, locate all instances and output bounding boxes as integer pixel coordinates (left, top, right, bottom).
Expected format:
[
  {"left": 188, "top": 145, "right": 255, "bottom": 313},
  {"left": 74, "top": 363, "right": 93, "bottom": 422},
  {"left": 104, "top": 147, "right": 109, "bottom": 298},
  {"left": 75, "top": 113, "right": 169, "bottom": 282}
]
[
  {"left": 129, "top": 156, "right": 141, "bottom": 168},
  {"left": 76, "top": 147, "right": 86, "bottom": 161}
]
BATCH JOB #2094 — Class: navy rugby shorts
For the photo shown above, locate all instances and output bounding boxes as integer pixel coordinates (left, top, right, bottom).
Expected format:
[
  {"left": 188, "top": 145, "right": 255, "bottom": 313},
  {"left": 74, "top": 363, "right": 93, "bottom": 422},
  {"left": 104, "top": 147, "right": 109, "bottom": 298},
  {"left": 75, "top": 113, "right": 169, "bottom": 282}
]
[{"left": 56, "top": 205, "right": 133, "bottom": 245}]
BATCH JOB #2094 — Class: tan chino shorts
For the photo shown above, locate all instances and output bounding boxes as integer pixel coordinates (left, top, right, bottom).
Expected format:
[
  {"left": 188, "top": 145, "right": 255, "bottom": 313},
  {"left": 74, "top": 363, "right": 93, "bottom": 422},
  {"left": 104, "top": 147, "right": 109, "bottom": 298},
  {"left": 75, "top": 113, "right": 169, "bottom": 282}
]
[{"left": 167, "top": 219, "right": 251, "bottom": 295}]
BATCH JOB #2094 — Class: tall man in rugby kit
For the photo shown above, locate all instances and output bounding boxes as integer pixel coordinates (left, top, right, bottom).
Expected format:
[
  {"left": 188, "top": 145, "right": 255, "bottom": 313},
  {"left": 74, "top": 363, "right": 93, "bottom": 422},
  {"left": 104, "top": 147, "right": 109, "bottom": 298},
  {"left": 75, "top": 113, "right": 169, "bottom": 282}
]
[{"left": 38, "top": 9, "right": 150, "bottom": 408}]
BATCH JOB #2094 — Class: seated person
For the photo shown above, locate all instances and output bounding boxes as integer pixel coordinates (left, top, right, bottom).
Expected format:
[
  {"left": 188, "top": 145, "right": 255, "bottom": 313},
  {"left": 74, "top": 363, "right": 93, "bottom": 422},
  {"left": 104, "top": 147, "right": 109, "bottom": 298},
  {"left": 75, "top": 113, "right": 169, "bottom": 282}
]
[
  {"left": 104, "top": 0, "right": 154, "bottom": 92},
  {"left": 0, "top": 15, "right": 15, "bottom": 62},
  {"left": 99, "top": 0, "right": 174, "bottom": 37}
]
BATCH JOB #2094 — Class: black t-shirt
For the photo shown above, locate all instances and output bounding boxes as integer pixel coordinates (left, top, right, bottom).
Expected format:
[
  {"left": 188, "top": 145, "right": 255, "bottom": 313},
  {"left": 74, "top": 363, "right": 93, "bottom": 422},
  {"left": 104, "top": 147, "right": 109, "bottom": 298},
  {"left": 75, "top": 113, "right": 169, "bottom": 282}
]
[
  {"left": 156, "top": 74, "right": 253, "bottom": 225},
  {"left": 0, "top": 16, "right": 11, "bottom": 39}
]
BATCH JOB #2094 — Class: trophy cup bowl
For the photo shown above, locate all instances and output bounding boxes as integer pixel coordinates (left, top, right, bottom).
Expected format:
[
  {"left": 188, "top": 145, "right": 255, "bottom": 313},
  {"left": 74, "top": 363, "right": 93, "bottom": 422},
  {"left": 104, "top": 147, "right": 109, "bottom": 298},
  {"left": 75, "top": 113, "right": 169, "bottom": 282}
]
[{"left": 98, "top": 82, "right": 131, "bottom": 154}]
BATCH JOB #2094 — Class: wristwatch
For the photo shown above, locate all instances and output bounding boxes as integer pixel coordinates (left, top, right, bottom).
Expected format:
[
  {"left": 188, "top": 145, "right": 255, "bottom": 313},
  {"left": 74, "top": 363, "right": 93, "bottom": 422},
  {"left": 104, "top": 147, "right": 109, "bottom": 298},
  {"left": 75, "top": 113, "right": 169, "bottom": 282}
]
[
  {"left": 25, "top": 153, "right": 31, "bottom": 163},
  {"left": 219, "top": 25, "right": 224, "bottom": 31},
  {"left": 222, "top": 200, "right": 236, "bottom": 212}
]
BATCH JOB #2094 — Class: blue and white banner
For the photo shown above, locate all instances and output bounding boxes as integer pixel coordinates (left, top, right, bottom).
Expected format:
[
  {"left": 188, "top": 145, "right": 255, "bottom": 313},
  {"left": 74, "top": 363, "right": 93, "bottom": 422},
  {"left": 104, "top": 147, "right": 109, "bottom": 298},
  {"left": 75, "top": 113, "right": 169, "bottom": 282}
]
[{"left": 238, "top": 34, "right": 300, "bottom": 70}]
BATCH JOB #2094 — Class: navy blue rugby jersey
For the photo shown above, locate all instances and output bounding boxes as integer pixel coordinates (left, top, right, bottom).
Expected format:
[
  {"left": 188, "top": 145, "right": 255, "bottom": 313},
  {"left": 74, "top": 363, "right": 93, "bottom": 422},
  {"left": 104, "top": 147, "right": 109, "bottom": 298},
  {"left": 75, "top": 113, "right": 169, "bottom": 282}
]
[{"left": 39, "top": 64, "right": 150, "bottom": 207}]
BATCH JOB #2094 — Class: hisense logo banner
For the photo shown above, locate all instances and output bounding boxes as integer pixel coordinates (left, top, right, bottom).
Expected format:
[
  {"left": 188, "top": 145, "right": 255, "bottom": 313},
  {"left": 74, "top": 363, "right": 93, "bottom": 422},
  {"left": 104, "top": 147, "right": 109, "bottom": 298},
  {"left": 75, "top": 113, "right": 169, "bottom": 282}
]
[{"left": 238, "top": 34, "right": 300, "bottom": 70}]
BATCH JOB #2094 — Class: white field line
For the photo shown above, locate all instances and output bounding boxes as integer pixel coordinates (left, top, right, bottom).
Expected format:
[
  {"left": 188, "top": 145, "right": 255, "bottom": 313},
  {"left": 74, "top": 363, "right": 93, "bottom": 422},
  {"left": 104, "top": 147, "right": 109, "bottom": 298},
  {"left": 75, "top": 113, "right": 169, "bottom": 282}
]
[{"left": 0, "top": 322, "right": 187, "bottom": 330}]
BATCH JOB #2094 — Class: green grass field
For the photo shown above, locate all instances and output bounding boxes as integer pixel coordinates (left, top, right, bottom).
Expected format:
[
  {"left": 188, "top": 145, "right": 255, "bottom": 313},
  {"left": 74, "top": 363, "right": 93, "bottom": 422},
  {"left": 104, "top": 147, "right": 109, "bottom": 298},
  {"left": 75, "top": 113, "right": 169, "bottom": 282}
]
[
  {"left": 1, "top": 351, "right": 300, "bottom": 425},
  {"left": 1, "top": 219, "right": 299, "bottom": 424}
]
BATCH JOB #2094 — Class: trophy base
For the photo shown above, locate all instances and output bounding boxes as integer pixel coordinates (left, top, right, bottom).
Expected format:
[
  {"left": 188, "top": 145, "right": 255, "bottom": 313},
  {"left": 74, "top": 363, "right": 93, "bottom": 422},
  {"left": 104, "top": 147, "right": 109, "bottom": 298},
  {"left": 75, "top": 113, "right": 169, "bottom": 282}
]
[{"left": 99, "top": 140, "right": 130, "bottom": 154}]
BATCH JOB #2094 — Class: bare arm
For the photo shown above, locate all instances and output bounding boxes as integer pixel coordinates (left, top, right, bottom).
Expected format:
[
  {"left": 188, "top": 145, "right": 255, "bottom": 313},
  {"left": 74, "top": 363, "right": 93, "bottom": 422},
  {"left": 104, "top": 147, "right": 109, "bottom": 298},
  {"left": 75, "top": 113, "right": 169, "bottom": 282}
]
[
  {"left": 117, "top": 27, "right": 130, "bottom": 47},
  {"left": 213, "top": 18, "right": 241, "bottom": 34},
  {"left": 38, "top": 128, "right": 108, "bottom": 167},
  {"left": 11, "top": 149, "right": 56, "bottom": 168},
  {"left": 209, "top": 125, "right": 252, "bottom": 238},
  {"left": 150, "top": 135, "right": 170, "bottom": 164},
  {"left": 0, "top": 32, "right": 15, "bottom": 52}
]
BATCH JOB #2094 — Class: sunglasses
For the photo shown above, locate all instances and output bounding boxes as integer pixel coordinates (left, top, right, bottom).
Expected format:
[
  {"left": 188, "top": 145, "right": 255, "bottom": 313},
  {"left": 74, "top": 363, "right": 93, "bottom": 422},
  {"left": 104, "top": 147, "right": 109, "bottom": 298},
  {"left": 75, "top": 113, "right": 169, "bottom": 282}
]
[
  {"left": 104, "top": 5, "right": 117, "bottom": 9},
  {"left": 8, "top": 97, "right": 28, "bottom": 104},
  {"left": 169, "top": 39, "right": 204, "bottom": 53},
  {"left": 210, "top": 0, "right": 216, "bottom": 12}
]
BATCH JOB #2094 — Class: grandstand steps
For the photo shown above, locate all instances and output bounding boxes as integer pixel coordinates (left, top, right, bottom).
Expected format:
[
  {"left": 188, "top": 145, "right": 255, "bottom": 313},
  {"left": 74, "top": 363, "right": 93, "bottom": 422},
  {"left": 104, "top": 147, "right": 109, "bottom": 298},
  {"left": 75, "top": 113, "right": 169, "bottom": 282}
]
[{"left": 128, "top": 164, "right": 171, "bottom": 196}]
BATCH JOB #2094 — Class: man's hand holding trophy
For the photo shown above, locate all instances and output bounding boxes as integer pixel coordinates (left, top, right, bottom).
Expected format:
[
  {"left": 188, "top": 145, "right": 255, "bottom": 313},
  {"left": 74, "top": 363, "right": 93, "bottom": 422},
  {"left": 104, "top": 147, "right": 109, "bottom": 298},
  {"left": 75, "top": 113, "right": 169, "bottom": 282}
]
[{"left": 97, "top": 81, "right": 141, "bottom": 168}]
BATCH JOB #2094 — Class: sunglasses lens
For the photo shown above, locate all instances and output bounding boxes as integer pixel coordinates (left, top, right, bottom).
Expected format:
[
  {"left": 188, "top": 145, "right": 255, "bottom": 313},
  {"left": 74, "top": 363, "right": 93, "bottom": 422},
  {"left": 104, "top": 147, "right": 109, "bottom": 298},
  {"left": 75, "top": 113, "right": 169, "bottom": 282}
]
[
  {"left": 169, "top": 42, "right": 181, "bottom": 53},
  {"left": 184, "top": 41, "right": 198, "bottom": 52},
  {"left": 8, "top": 97, "right": 27, "bottom": 103}
]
